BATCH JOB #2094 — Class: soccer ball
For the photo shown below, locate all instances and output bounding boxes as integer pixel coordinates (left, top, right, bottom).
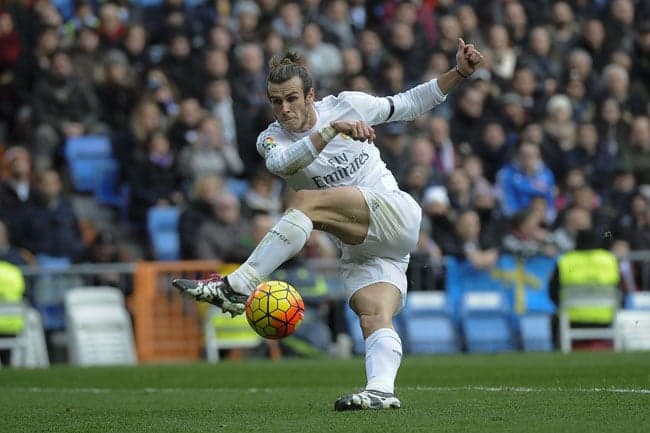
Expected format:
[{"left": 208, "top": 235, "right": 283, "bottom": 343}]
[{"left": 245, "top": 280, "right": 305, "bottom": 339}]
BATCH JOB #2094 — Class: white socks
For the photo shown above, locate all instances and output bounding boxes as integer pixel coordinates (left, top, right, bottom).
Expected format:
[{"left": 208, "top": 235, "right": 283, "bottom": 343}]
[
  {"left": 364, "top": 328, "right": 403, "bottom": 394},
  {"left": 227, "top": 208, "right": 313, "bottom": 294}
]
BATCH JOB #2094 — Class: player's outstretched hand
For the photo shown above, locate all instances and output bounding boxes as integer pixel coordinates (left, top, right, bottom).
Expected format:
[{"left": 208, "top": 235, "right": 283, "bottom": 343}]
[
  {"left": 456, "top": 38, "right": 483, "bottom": 78},
  {"left": 331, "top": 119, "right": 376, "bottom": 143}
]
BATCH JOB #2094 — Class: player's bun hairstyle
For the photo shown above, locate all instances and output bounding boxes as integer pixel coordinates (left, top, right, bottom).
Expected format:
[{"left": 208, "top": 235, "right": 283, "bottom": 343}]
[{"left": 268, "top": 52, "right": 313, "bottom": 95}]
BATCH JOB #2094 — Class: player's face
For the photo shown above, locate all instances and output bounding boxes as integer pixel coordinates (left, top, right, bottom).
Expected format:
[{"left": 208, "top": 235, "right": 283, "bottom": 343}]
[{"left": 267, "top": 76, "right": 315, "bottom": 133}]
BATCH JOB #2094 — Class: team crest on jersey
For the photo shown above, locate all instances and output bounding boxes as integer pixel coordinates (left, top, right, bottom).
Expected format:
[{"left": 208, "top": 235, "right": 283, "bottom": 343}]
[{"left": 262, "top": 136, "right": 277, "bottom": 151}]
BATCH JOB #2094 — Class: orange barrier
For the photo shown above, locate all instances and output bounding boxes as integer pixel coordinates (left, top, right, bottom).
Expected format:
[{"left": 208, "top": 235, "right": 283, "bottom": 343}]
[{"left": 128, "top": 261, "right": 233, "bottom": 363}]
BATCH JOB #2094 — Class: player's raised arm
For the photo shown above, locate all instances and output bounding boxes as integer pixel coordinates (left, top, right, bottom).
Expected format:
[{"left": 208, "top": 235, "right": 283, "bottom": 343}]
[{"left": 341, "top": 38, "right": 484, "bottom": 125}]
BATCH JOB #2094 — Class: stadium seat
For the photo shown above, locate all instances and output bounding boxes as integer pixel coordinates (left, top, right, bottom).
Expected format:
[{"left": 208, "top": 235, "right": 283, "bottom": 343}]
[
  {"left": 518, "top": 312, "right": 554, "bottom": 352},
  {"left": 460, "top": 291, "right": 515, "bottom": 353},
  {"left": 64, "top": 287, "right": 136, "bottom": 366},
  {"left": 623, "top": 292, "right": 650, "bottom": 310},
  {"left": 146, "top": 206, "right": 180, "bottom": 261},
  {"left": 0, "top": 303, "right": 49, "bottom": 368},
  {"left": 64, "top": 135, "right": 118, "bottom": 193},
  {"left": 403, "top": 292, "right": 461, "bottom": 354},
  {"left": 203, "top": 306, "right": 262, "bottom": 363},
  {"left": 31, "top": 256, "right": 83, "bottom": 332},
  {"left": 614, "top": 310, "right": 650, "bottom": 351},
  {"left": 558, "top": 285, "right": 619, "bottom": 353}
]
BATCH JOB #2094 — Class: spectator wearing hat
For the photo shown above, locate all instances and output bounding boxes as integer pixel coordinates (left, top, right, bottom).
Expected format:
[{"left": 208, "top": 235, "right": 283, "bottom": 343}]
[{"left": 96, "top": 49, "right": 138, "bottom": 132}]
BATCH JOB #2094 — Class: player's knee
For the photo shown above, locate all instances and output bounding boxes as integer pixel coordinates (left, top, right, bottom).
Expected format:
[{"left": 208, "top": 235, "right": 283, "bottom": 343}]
[
  {"left": 287, "top": 190, "right": 315, "bottom": 213},
  {"left": 358, "top": 312, "right": 393, "bottom": 338}
]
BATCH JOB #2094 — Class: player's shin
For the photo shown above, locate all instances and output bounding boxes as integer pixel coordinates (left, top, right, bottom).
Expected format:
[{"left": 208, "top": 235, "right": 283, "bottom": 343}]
[
  {"left": 364, "top": 328, "right": 403, "bottom": 395},
  {"left": 227, "top": 208, "right": 313, "bottom": 294}
]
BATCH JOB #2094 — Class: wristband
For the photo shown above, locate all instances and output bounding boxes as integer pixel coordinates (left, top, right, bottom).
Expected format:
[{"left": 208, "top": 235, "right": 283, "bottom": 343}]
[
  {"left": 319, "top": 125, "right": 337, "bottom": 142},
  {"left": 455, "top": 65, "right": 469, "bottom": 79}
]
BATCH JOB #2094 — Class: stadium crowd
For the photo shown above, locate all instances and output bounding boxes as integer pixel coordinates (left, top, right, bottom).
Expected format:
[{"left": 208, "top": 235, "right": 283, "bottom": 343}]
[{"left": 0, "top": 0, "right": 649, "bottom": 294}]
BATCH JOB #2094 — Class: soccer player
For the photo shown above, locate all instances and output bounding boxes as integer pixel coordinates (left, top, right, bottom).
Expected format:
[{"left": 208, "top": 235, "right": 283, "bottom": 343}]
[{"left": 174, "top": 38, "right": 483, "bottom": 410}]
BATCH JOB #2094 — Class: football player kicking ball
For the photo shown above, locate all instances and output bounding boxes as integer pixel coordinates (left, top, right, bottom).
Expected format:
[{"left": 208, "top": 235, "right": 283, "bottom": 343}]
[{"left": 174, "top": 38, "right": 483, "bottom": 410}]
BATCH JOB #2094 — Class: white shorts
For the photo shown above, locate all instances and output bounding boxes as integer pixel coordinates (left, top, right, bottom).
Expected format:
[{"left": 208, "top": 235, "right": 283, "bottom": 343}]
[{"left": 339, "top": 187, "right": 422, "bottom": 307}]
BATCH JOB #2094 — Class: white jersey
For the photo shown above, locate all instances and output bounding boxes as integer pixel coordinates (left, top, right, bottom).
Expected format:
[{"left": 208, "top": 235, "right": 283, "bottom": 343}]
[{"left": 256, "top": 92, "right": 401, "bottom": 192}]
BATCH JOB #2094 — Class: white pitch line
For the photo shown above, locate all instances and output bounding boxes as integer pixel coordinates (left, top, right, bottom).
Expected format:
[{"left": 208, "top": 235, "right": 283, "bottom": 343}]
[
  {"left": 403, "top": 386, "right": 650, "bottom": 395},
  {"left": 6, "top": 386, "right": 650, "bottom": 395}
]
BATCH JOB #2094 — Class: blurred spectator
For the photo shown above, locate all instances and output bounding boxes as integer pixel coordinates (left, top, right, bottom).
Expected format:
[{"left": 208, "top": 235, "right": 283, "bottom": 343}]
[
  {"left": 551, "top": 206, "right": 593, "bottom": 254},
  {"left": 445, "top": 168, "right": 473, "bottom": 212},
  {"left": 496, "top": 141, "right": 556, "bottom": 223},
  {"left": 502, "top": 0, "right": 529, "bottom": 48},
  {"left": 426, "top": 116, "right": 458, "bottom": 176},
  {"left": 318, "top": 0, "right": 355, "bottom": 48},
  {"left": 487, "top": 23, "right": 516, "bottom": 82},
  {"left": 596, "top": 96, "right": 630, "bottom": 157},
  {"left": 97, "top": 2, "right": 128, "bottom": 49},
  {"left": 23, "top": 169, "right": 85, "bottom": 261},
  {"left": 204, "top": 79, "right": 237, "bottom": 146},
  {"left": 242, "top": 168, "right": 284, "bottom": 218},
  {"left": 82, "top": 229, "right": 131, "bottom": 291},
  {"left": 272, "top": 1, "right": 303, "bottom": 46},
  {"left": 620, "top": 115, "right": 650, "bottom": 185},
  {"left": 32, "top": 50, "right": 105, "bottom": 171},
  {"left": 502, "top": 207, "right": 556, "bottom": 257},
  {"left": 70, "top": 24, "right": 103, "bottom": 84},
  {"left": 194, "top": 190, "right": 252, "bottom": 262},
  {"left": 231, "top": 0, "right": 262, "bottom": 43},
  {"left": 450, "top": 86, "right": 485, "bottom": 151},
  {"left": 566, "top": 122, "right": 616, "bottom": 191},
  {"left": 128, "top": 130, "right": 184, "bottom": 227},
  {"left": 603, "top": 0, "right": 636, "bottom": 55},
  {"left": 550, "top": 1, "right": 578, "bottom": 56},
  {"left": 200, "top": 49, "right": 230, "bottom": 91},
  {"left": 522, "top": 26, "right": 560, "bottom": 95},
  {"left": 296, "top": 22, "right": 343, "bottom": 92},
  {"left": 179, "top": 174, "right": 223, "bottom": 259},
  {"left": 386, "top": 21, "right": 427, "bottom": 85},
  {"left": 143, "top": 67, "right": 180, "bottom": 120},
  {"left": 61, "top": 1, "right": 99, "bottom": 47},
  {"left": 473, "top": 120, "right": 512, "bottom": 184},
  {"left": 421, "top": 185, "right": 454, "bottom": 246},
  {"left": 161, "top": 32, "right": 203, "bottom": 99},
  {"left": 121, "top": 24, "right": 150, "bottom": 79},
  {"left": 231, "top": 42, "right": 271, "bottom": 176},
  {"left": 177, "top": 115, "right": 244, "bottom": 185},
  {"left": 0, "top": 220, "right": 28, "bottom": 266},
  {"left": 438, "top": 209, "right": 500, "bottom": 270},
  {"left": 96, "top": 49, "right": 138, "bottom": 132},
  {"left": 358, "top": 29, "right": 386, "bottom": 83},
  {"left": 0, "top": 146, "right": 36, "bottom": 248},
  {"left": 168, "top": 97, "right": 204, "bottom": 151},
  {"left": 577, "top": 18, "right": 610, "bottom": 73},
  {"left": 0, "top": 9, "right": 23, "bottom": 137}
]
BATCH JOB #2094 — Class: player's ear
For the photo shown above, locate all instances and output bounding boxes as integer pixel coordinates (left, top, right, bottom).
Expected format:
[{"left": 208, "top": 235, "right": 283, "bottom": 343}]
[{"left": 305, "top": 87, "right": 315, "bottom": 103}]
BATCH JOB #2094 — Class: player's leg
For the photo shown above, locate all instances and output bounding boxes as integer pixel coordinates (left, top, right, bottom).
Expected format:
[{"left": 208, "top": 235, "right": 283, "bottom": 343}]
[
  {"left": 334, "top": 283, "right": 403, "bottom": 411},
  {"left": 173, "top": 186, "right": 370, "bottom": 314}
]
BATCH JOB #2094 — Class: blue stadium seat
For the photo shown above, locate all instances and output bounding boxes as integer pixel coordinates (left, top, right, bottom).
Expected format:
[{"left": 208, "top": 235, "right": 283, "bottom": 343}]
[
  {"left": 146, "top": 206, "right": 180, "bottom": 261},
  {"left": 519, "top": 312, "right": 553, "bottom": 351},
  {"left": 403, "top": 292, "right": 461, "bottom": 354},
  {"left": 64, "top": 135, "right": 117, "bottom": 193},
  {"left": 460, "top": 291, "right": 515, "bottom": 353},
  {"left": 624, "top": 292, "right": 650, "bottom": 310}
]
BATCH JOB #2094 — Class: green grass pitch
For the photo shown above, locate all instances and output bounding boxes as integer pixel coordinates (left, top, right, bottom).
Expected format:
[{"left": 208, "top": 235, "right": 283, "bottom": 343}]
[{"left": 1, "top": 352, "right": 649, "bottom": 433}]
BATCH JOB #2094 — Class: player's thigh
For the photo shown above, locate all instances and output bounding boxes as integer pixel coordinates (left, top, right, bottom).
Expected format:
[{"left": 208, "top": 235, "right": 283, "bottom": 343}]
[{"left": 289, "top": 186, "right": 370, "bottom": 245}]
